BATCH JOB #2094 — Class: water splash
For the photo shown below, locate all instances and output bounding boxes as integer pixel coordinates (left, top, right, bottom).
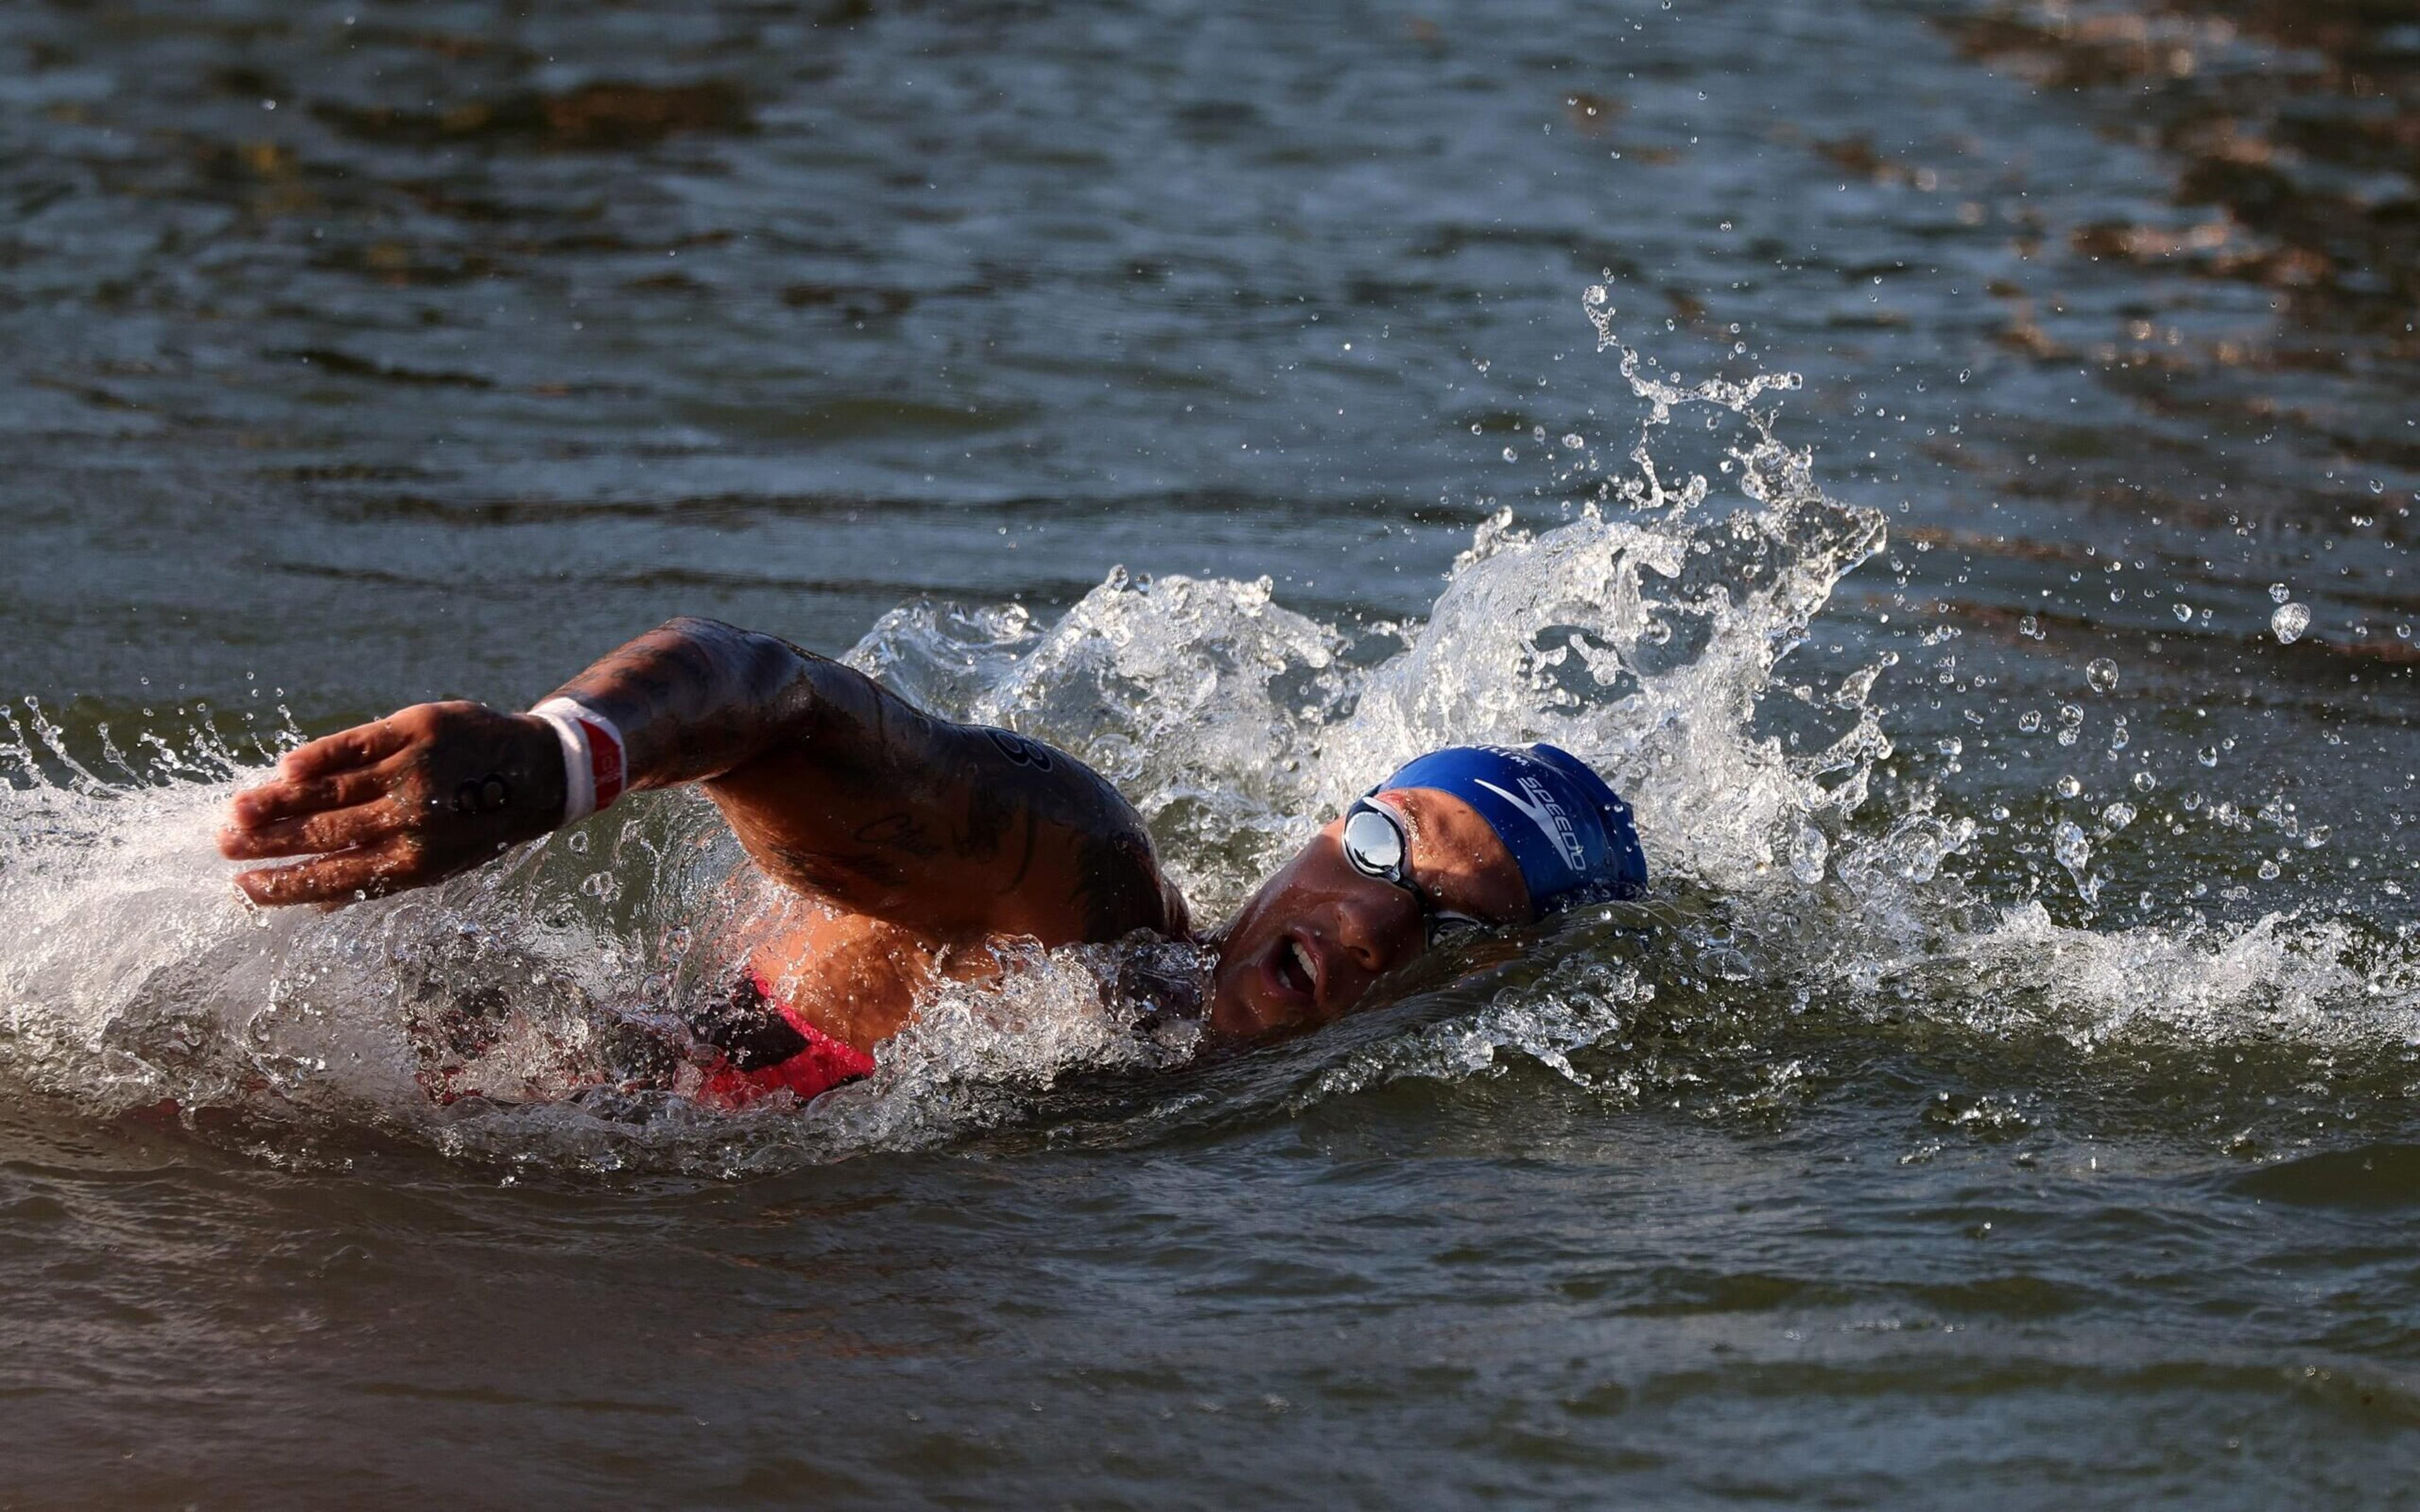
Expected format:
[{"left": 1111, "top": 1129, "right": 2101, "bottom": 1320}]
[
  {"left": 0, "top": 312, "right": 2411, "bottom": 1173},
  {"left": 917, "top": 305, "right": 1898, "bottom": 910}
]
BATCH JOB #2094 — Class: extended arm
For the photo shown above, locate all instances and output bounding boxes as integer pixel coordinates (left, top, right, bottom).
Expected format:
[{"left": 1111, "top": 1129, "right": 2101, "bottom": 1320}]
[{"left": 218, "top": 617, "right": 1187, "bottom": 944}]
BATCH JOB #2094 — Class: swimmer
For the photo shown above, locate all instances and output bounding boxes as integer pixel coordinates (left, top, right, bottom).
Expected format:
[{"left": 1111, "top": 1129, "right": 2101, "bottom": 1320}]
[{"left": 217, "top": 617, "right": 1644, "bottom": 1103}]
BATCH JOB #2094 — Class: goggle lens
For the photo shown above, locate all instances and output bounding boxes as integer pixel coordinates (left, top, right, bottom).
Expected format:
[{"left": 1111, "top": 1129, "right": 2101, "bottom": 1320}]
[
  {"left": 1340, "top": 799, "right": 1489, "bottom": 946},
  {"left": 1342, "top": 806, "right": 1406, "bottom": 877}
]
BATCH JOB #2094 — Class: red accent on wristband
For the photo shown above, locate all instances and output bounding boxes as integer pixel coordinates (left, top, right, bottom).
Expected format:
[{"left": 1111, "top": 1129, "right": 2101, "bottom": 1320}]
[{"left": 576, "top": 718, "right": 626, "bottom": 810}]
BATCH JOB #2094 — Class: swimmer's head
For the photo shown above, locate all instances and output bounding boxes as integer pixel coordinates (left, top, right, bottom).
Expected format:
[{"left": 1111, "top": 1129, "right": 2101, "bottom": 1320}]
[{"left": 1209, "top": 743, "right": 1646, "bottom": 1039}]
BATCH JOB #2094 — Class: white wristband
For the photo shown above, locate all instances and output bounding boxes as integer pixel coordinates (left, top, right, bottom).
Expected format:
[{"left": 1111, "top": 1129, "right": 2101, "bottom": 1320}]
[{"left": 528, "top": 697, "right": 628, "bottom": 825}]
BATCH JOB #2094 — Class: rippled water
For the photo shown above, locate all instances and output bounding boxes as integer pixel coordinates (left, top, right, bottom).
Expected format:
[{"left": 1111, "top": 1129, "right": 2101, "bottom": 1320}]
[{"left": 4, "top": 0, "right": 2418, "bottom": 1503}]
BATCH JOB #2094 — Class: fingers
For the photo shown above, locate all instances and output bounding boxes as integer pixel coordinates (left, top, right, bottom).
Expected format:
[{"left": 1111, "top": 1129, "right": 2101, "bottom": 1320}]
[
  {"left": 218, "top": 798, "right": 407, "bottom": 861},
  {"left": 279, "top": 718, "right": 415, "bottom": 782},
  {"left": 232, "top": 841, "right": 413, "bottom": 909},
  {"left": 227, "top": 765, "right": 393, "bottom": 830},
  {"left": 225, "top": 702, "right": 515, "bottom": 908}
]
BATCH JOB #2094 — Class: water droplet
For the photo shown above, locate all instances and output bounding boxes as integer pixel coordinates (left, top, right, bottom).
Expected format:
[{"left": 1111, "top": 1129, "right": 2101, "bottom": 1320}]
[
  {"left": 2270, "top": 602, "right": 2310, "bottom": 644},
  {"left": 2056, "top": 774, "right": 2082, "bottom": 798},
  {"left": 2257, "top": 859, "right": 2281, "bottom": 881},
  {"left": 2172, "top": 603, "right": 2192, "bottom": 622},
  {"left": 2132, "top": 770, "right": 2156, "bottom": 793},
  {"left": 1561, "top": 432, "right": 1584, "bottom": 449},
  {"left": 2052, "top": 820, "right": 2091, "bottom": 870},
  {"left": 1584, "top": 285, "right": 1609, "bottom": 307},
  {"left": 2102, "top": 802, "right": 2136, "bottom": 830},
  {"left": 1502, "top": 447, "right": 1519, "bottom": 462},
  {"left": 565, "top": 830, "right": 591, "bottom": 854},
  {"left": 1789, "top": 825, "right": 1829, "bottom": 884},
  {"left": 2269, "top": 582, "right": 2291, "bottom": 604},
  {"left": 2085, "top": 657, "right": 2119, "bottom": 692},
  {"left": 2017, "top": 709, "right": 2043, "bottom": 733},
  {"left": 2198, "top": 747, "right": 2219, "bottom": 767}
]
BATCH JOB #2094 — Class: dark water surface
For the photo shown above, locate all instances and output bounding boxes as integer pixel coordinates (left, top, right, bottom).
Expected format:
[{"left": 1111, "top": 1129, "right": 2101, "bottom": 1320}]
[{"left": 4, "top": 0, "right": 2419, "bottom": 1505}]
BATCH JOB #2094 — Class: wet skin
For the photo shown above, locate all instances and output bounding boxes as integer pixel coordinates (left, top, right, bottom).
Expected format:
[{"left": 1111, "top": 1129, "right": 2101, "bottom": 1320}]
[
  {"left": 217, "top": 616, "right": 1524, "bottom": 1055},
  {"left": 1206, "top": 790, "right": 1531, "bottom": 1040}
]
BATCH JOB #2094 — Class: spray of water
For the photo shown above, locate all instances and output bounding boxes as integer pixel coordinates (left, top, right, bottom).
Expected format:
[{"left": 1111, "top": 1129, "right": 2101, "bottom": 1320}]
[{"left": 2, "top": 305, "right": 2412, "bottom": 1174}]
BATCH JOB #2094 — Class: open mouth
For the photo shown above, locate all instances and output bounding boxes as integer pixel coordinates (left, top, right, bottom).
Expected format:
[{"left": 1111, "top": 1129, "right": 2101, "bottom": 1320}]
[{"left": 1271, "top": 934, "right": 1317, "bottom": 1000}]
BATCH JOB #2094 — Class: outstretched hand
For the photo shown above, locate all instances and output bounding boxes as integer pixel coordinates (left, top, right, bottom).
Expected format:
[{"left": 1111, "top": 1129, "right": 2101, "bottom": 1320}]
[{"left": 217, "top": 701, "right": 568, "bottom": 908}]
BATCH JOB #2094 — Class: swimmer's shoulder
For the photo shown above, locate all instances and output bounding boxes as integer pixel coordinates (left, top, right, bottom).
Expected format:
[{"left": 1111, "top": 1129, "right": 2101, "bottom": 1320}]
[{"left": 1000, "top": 731, "right": 1190, "bottom": 942}]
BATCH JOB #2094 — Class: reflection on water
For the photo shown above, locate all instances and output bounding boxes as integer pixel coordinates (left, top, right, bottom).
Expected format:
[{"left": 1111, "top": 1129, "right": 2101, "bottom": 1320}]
[
  {"left": 2, "top": 0, "right": 2417, "bottom": 1504},
  {"left": 1947, "top": 0, "right": 2420, "bottom": 340}
]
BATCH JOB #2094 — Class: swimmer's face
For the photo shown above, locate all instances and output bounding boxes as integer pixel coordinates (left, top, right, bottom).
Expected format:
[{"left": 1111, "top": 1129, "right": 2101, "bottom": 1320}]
[{"left": 1208, "top": 788, "right": 1531, "bottom": 1040}]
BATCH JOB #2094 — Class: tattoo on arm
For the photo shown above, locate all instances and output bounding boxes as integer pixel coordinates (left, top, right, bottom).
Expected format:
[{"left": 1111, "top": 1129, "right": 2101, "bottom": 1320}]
[
  {"left": 1000, "top": 806, "right": 1039, "bottom": 896},
  {"left": 954, "top": 776, "right": 1018, "bottom": 863},
  {"left": 853, "top": 811, "right": 943, "bottom": 859},
  {"left": 551, "top": 619, "right": 1179, "bottom": 942},
  {"left": 541, "top": 617, "right": 858, "bottom": 791},
  {"left": 1068, "top": 830, "right": 1163, "bottom": 942}
]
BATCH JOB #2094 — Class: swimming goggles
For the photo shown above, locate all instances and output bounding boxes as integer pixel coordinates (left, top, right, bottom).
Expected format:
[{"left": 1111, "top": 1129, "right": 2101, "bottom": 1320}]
[{"left": 1340, "top": 798, "right": 1487, "bottom": 945}]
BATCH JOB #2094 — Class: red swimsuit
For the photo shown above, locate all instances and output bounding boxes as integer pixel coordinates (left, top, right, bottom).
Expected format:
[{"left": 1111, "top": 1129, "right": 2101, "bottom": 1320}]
[{"left": 689, "top": 973, "right": 877, "bottom": 1110}]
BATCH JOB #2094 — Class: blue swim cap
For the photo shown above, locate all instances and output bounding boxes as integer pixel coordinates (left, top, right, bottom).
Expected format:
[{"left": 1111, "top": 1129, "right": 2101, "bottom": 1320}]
[{"left": 1372, "top": 743, "right": 1647, "bottom": 917}]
